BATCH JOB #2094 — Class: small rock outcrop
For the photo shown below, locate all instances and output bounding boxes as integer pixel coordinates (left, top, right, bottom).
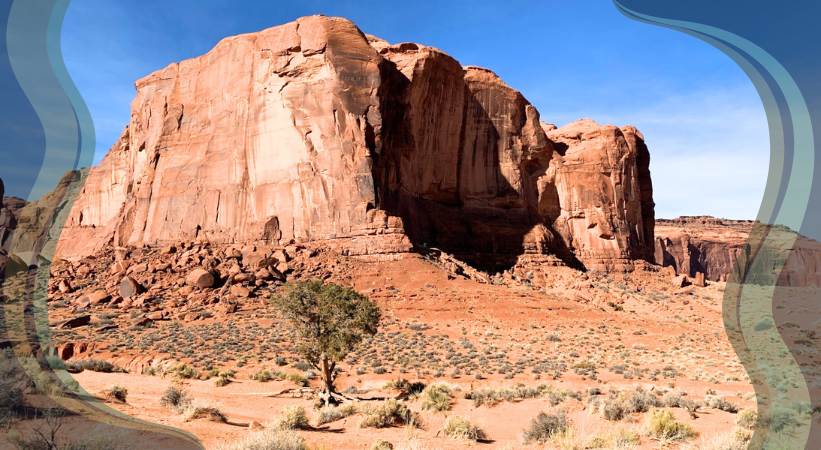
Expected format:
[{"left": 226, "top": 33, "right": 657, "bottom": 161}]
[{"left": 54, "top": 16, "right": 654, "bottom": 273}]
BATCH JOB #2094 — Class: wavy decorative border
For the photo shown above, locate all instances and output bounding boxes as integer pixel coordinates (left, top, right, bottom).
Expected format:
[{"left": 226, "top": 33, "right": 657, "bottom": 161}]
[
  {"left": 614, "top": 1, "right": 819, "bottom": 448},
  {"left": 1, "top": 0, "right": 203, "bottom": 448}
]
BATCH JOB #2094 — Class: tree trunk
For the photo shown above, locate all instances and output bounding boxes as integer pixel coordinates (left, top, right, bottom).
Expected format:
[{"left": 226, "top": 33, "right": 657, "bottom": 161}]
[
  {"left": 319, "top": 357, "right": 340, "bottom": 406},
  {"left": 321, "top": 357, "right": 334, "bottom": 393}
]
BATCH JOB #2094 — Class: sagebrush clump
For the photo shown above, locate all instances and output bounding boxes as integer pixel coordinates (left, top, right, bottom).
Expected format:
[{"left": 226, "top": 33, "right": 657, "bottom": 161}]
[
  {"left": 214, "top": 428, "right": 306, "bottom": 450},
  {"left": 360, "top": 399, "right": 415, "bottom": 428},
  {"left": 736, "top": 409, "right": 759, "bottom": 429},
  {"left": 105, "top": 385, "right": 128, "bottom": 403},
  {"left": 466, "top": 383, "right": 572, "bottom": 407},
  {"left": 421, "top": 383, "right": 453, "bottom": 412},
  {"left": 596, "top": 387, "right": 661, "bottom": 421},
  {"left": 523, "top": 411, "right": 569, "bottom": 443},
  {"left": 184, "top": 402, "right": 227, "bottom": 423},
  {"left": 705, "top": 395, "right": 739, "bottom": 413},
  {"left": 317, "top": 404, "right": 357, "bottom": 425},
  {"left": 443, "top": 416, "right": 486, "bottom": 441},
  {"left": 160, "top": 385, "right": 191, "bottom": 412},
  {"left": 277, "top": 405, "right": 310, "bottom": 430},
  {"left": 645, "top": 409, "right": 696, "bottom": 441},
  {"left": 384, "top": 378, "right": 425, "bottom": 397}
]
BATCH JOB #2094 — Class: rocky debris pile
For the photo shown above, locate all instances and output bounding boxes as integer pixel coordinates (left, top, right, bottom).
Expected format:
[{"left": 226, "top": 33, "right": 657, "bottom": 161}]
[
  {"left": 47, "top": 241, "right": 336, "bottom": 330},
  {"left": 423, "top": 249, "right": 492, "bottom": 284},
  {"left": 55, "top": 15, "right": 653, "bottom": 274}
]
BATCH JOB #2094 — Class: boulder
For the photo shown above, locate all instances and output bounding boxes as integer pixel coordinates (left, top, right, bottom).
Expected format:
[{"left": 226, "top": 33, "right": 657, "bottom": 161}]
[
  {"left": 272, "top": 249, "right": 290, "bottom": 263},
  {"left": 185, "top": 268, "right": 215, "bottom": 289},
  {"left": 672, "top": 274, "right": 690, "bottom": 288},
  {"left": 232, "top": 272, "right": 254, "bottom": 283},
  {"left": 118, "top": 276, "right": 143, "bottom": 298},
  {"left": 78, "top": 290, "right": 111, "bottom": 306},
  {"left": 693, "top": 271, "right": 706, "bottom": 287},
  {"left": 60, "top": 315, "right": 91, "bottom": 329},
  {"left": 146, "top": 311, "right": 166, "bottom": 321},
  {"left": 229, "top": 284, "right": 251, "bottom": 298},
  {"left": 127, "top": 263, "right": 148, "bottom": 275},
  {"left": 57, "top": 279, "right": 72, "bottom": 294}
]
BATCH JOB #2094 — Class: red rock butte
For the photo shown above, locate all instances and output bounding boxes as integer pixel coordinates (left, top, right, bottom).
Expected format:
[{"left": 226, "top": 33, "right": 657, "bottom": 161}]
[{"left": 55, "top": 15, "right": 654, "bottom": 273}]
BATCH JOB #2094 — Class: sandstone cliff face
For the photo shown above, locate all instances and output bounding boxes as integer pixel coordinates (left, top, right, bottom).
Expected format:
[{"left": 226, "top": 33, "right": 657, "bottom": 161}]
[
  {"left": 547, "top": 120, "right": 654, "bottom": 271},
  {"left": 655, "top": 217, "right": 751, "bottom": 281},
  {"left": 56, "top": 16, "right": 654, "bottom": 272},
  {"left": 4, "top": 171, "right": 85, "bottom": 266},
  {"left": 654, "top": 216, "right": 821, "bottom": 286}
]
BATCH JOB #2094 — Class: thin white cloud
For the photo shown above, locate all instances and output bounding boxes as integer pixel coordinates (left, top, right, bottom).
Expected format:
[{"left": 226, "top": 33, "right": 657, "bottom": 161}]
[{"left": 539, "top": 84, "right": 770, "bottom": 219}]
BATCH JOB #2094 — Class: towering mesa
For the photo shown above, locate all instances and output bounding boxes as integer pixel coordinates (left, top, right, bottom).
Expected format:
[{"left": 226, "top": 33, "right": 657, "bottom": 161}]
[{"left": 56, "top": 16, "right": 654, "bottom": 272}]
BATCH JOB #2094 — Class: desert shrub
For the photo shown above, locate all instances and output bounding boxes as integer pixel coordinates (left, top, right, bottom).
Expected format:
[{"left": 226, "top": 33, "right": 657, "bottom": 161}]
[
  {"left": 214, "top": 429, "right": 306, "bottom": 450},
  {"left": 276, "top": 405, "right": 310, "bottom": 430},
  {"left": 251, "top": 370, "right": 274, "bottom": 382},
  {"left": 625, "top": 387, "right": 659, "bottom": 413},
  {"left": 421, "top": 384, "right": 452, "bottom": 412},
  {"left": 105, "top": 386, "right": 128, "bottom": 403},
  {"left": 705, "top": 395, "right": 738, "bottom": 413},
  {"left": 588, "top": 387, "right": 602, "bottom": 396},
  {"left": 285, "top": 373, "right": 307, "bottom": 386},
  {"left": 64, "top": 360, "right": 85, "bottom": 373},
  {"left": 0, "top": 380, "right": 23, "bottom": 414},
  {"left": 523, "top": 411, "right": 569, "bottom": 443},
  {"left": 317, "top": 404, "right": 357, "bottom": 425},
  {"left": 466, "top": 383, "right": 567, "bottom": 407},
  {"left": 160, "top": 386, "right": 190, "bottom": 411},
  {"left": 360, "top": 399, "right": 415, "bottom": 428},
  {"left": 173, "top": 364, "right": 198, "bottom": 379},
  {"left": 597, "top": 387, "right": 660, "bottom": 421},
  {"left": 736, "top": 409, "right": 759, "bottom": 429},
  {"left": 275, "top": 356, "right": 288, "bottom": 366},
  {"left": 645, "top": 409, "right": 696, "bottom": 441},
  {"left": 384, "top": 378, "right": 425, "bottom": 396},
  {"left": 613, "top": 429, "right": 641, "bottom": 447},
  {"left": 214, "top": 373, "right": 232, "bottom": 387},
  {"left": 662, "top": 391, "right": 686, "bottom": 408},
  {"left": 369, "top": 440, "right": 393, "bottom": 450},
  {"left": 600, "top": 397, "right": 628, "bottom": 421},
  {"left": 292, "top": 361, "right": 312, "bottom": 371},
  {"left": 45, "top": 356, "right": 66, "bottom": 370},
  {"left": 67, "top": 359, "right": 122, "bottom": 374},
  {"left": 184, "top": 402, "right": 227, "bottom": 423},
  {"left": 270, "top": 370, "right": 308, "bottom": 386},
  {"left": 699, "top": 428, "right": 752, "bottom": 450},
  {"left": 587, "top": 428, "right": 641, "bottom": 448},
  {"left": 443, "top": 416, "right": 486, "bottom": 441},
  {"left": 767, "top": 407, "right": 801, "bottom": 432}
]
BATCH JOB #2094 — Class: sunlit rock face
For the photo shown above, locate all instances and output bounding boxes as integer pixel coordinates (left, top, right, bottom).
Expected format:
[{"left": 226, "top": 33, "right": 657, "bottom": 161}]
[{"left": 56, "top": 16, "right": 654, "bottom": 272}]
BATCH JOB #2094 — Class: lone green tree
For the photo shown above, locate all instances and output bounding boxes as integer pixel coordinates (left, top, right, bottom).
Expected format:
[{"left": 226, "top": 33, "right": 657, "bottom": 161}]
[{"left": 273, "top": 280, "right": 380, "bottom": 402}]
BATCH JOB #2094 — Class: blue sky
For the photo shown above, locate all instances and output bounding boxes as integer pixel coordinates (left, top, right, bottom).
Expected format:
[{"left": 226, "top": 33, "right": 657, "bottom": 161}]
[{"left": 61, "top": 0, "right": 769, "bottom": 219}]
